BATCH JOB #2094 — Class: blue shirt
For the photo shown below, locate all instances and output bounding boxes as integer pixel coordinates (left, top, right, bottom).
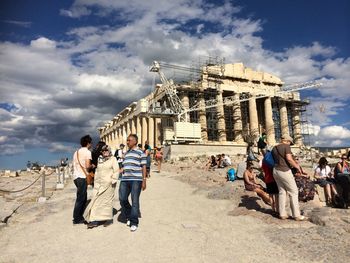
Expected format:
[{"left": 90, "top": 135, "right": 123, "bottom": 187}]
[{"left": 121, "top": 148, "right": 147, "bottom": 181}]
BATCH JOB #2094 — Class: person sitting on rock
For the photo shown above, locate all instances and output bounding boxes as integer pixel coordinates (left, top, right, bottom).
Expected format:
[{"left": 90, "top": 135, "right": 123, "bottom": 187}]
[
  {"left": 221, "top": 154, "right": 232, "bottom": 167},
  {"left": 314, "top": 157, "right": 338, "bottom": 206},
  {"left": 334, "top": 154, "right": 349, "bottom": 208},
  {"left": 291, "top": 156, "right": 316, "bottom": 203},
  {"left": 205, "top": 155, "right": 217, "bottom": 171},
  {"left": 244, "top": 162, "right": 271, "bottom": 205}
]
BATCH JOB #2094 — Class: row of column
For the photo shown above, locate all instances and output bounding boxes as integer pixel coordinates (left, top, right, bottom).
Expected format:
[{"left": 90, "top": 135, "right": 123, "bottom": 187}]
[
  {"left": 180, "top": 90, "right": 302, "bottom": 146},
  {"left": 103, "top": 116, "right": 162, "bottom": 150}
]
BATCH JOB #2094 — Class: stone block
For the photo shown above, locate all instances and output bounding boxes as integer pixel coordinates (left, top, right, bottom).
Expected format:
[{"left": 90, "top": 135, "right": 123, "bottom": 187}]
[
  {"left": 232, "top": 63, "right": 245, "bottom": 78},
  {"left": 244, "top": 67, "right": 253, "bottom": 80},
  {"left": 252, "top": 71, "right": 263, "bottom": 81},
  {"left": 262, "top": 72, "right": 282, "bottom": 84},
  {"left": 56, "top": 183, "right": 64, "bottom": 190},
  {"left": 9, "top": 171, "right": 19, "bottom": 177}
]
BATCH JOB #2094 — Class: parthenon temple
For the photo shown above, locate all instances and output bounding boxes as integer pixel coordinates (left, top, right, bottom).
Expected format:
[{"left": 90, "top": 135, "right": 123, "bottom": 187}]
[{"left": 99, "top": 60, "right": 307, "bottom": 152}]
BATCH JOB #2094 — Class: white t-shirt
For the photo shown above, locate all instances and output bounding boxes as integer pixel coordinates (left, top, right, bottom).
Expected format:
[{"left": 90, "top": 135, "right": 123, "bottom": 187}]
[
  {"left": 117, "top": 149, "right": 126, "bottom": 163},
  {"left": 73, "top": 147, "right": 92, "bottom": 179},
  {"left": 223, "top": 156, "right": 232, "bottom": 165},
  {"left": 315, "top": 165, "right": 331, "bottom": 178}
]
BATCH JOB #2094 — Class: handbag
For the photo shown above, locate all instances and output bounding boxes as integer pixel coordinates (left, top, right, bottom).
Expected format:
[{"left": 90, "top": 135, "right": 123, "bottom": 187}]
[{"left": 77, "top": 150, "right": 94, "bottom": 185}]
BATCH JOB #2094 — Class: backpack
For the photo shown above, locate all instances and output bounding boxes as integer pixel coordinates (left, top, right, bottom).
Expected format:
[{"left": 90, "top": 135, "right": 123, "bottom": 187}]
[
  {"left": 257, "top": 137, "right": 267, "bottom": 149},
  {"left": 114, "top": 149, "right": 121, "bottom": 160},
  {"left": 263, "top": 150, "right": 275, "bottom": 168},
  {"left": 227, "top": 168, "right": 236, "bottom": 182},
  {"left": 333, "top": 194, "right": 346, "bottom": 209}
]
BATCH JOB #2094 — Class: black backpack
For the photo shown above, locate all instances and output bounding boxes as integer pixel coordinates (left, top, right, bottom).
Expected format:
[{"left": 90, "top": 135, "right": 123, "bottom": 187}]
[
  {"left": 114, "top": 149, "right": 120, "bottom": 160},
  {"left": 257, "top": 137, "right": 267, "bottom": 149},
  {"left": 333, "top": 194, "right": 347, "bottom": 209}
]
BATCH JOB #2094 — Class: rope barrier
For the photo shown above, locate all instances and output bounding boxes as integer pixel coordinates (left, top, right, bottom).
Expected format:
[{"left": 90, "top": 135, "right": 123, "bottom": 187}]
[{"left": 0, "top": 171, "right": 55, "bottom": 193}]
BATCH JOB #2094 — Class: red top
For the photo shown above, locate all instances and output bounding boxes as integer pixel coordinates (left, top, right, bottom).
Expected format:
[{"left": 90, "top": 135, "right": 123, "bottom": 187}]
[{"left": 262, "top": 161, "right": 275, "bottom": 184}]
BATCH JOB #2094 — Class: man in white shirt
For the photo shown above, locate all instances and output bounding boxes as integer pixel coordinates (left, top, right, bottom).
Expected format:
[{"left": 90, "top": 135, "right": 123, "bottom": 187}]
[
  {"left": 222, "top": 154, "right": 232, "bottom": 167},
  {"left": 72, "top": 135, "right": 93, "bottom": 224},
  {"left": 115, "top": 144, "right": 126, "bottom": 169}
]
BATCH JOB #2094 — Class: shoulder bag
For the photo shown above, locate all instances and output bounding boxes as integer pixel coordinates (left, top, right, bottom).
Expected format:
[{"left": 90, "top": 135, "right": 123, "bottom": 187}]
[{"left": 77, "top": 149, "right": 94, "bottom": 185}]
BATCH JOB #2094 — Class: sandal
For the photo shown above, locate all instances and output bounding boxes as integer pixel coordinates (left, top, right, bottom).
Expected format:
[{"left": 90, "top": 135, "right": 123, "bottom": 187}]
[
  {"left": 294, "top": 216, "right": 308, "bottom": 221},
  {"left": 279, "top": 215, "right": 288, "bottom": 220}
]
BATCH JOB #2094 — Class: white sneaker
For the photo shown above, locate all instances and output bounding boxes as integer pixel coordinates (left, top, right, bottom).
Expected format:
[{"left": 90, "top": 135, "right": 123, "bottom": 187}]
[
  {"left": 130, "top": 225, "right": 138, "bottom": 232},
  {"left": 126, "top": 220, "right": 130, "bottom": 227}
]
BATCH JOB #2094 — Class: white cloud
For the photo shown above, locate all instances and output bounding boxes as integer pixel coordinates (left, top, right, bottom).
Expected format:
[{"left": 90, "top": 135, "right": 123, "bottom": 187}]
[
  {"left": 313, "top": 126, "right": 350, "bottom": 147},
  {"left": 30, "top": 37, "right": 57, "bottom": 50},
  {"left": 49, "top": 143, "right": 75, "bottom": 153},
  {"left": 3, "top": 20, "right": 32, "bottom": 28},
  {"left": 318, "top": 126, "right": 350, "bottom": 139},
  {"left": 0, "top": 0, "right": 349, "bottom": 157}
]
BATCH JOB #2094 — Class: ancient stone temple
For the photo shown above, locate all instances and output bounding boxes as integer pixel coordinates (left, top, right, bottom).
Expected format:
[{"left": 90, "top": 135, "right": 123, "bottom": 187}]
[{"left": 98, "top": 61, "right": 307, "bottom": 153}]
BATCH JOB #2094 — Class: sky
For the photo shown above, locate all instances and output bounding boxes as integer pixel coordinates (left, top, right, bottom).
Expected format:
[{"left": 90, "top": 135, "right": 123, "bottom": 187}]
[{"left": 0, "top": 0, "right": 349, "bottom": 170}]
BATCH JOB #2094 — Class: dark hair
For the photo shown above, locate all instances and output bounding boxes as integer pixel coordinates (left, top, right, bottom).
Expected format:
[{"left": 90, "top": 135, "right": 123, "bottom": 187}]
[
  {"left": 80, "top": 135, "right": 92, "bottom": 147},
  {"left": 128, "top": 134, "right": 138, "bottom": 143},
  {"left": 247, "top": 162, "right": 253, "bottom": 169},
  {"left": 318, "top": 157, "right": 328, "bottom": 167},
  {"left": 95, "top": 141, "right": 106, "bottom": 154}
]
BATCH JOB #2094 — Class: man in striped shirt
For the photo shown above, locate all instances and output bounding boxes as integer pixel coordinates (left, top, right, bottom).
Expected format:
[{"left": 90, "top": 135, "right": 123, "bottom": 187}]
[{"left": 119, "top": 134, "right": 147, "bottom": 232}]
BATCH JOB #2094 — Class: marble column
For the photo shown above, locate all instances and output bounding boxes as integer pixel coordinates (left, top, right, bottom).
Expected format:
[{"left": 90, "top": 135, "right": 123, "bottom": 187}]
[
  {"left": 292, "top": 106, "right": 303, "bottom": 146},
  {"left": 264, "top": 97, "right": 276, "bottom": 145},
  {"left": 249, "top": 95, "right": 259, "bottom": 137},
  {"left": 233, "top": 93, "right": 244, "bottom": 143},
  {"left": 136, "top": 116, "right": 142, "bottom": 143},
  {"left": 180, "top": 91, "right": 190, "bottom": 122},
  {"left": 116, "top": 127, "right": 121, "bottom": 147},
  {"left": 123, "top": 122, "right": 128, "bottom": 142},
  {"left": 198, "top": 92, "right": 208, "bottom": 141},
  {"left": 279, "top": 100, "right": 289, "bottom": 137},
  {"left": 216, "top": 89, "right": 227, "bottom": 142},
  {"left": 142, "top": 116, "right": 148, "bottom": 145},
  {"left": 131, "top": 117, "right": 136, "bottom": 134},
  {"left": 154, "top": 118, "right": 162, "bottom": 146},
  {"left": 148, "top": 117, "right": 155, "bottom": 148},
  {"left": 112, "top": 129, "right": 117, "bottom": 148}
]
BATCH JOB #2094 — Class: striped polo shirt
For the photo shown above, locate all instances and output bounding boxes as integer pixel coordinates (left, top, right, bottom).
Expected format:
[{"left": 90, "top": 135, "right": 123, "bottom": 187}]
[{"left": 121, "top": 148, "right": 147, "bottom": 181}]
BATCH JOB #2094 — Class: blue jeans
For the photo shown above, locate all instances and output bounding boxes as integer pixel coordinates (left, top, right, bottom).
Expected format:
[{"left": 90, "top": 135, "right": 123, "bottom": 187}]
[
  {"left": 73, "top": 178, "right": 87, "bottom": 223},
  {"left": 119, "top": 180, "right": 142, "bottom": 226}
]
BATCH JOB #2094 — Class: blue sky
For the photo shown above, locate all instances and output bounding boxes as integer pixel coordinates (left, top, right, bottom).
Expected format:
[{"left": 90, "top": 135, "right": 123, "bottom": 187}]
[{"left": 0, "top": 0, "right": 349, "bottom": 170}]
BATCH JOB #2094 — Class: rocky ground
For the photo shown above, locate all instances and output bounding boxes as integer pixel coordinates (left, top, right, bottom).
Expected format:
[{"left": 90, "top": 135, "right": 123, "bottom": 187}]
[
  {"left": 0, "top": 159, "right": 349, "bottom": 262},
  {"left": 162, "top": 158, "right": 350, "bottom": 262},
  {"left": 0, "top": 168, "right": 62, "bottom": 229}
]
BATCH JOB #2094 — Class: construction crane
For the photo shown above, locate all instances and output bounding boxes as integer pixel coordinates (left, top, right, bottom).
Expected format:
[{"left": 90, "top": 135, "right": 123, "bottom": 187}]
[{"left": 149, "top": 61, "right": 186, "bottom": 121}]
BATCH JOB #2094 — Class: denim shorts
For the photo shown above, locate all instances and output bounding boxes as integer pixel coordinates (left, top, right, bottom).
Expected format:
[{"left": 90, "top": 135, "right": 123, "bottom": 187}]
[{"left": 316, "top": 178, "right": 334, "bottom": 187}]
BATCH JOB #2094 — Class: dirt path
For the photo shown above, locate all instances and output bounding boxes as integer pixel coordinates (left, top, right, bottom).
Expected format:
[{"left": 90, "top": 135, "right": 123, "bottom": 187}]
[{"left": 0, "top": 169, "right": 344, "bottom": 263}]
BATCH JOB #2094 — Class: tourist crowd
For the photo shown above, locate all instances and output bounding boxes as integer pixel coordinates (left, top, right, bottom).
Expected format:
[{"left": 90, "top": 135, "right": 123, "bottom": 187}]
[
  {"left": 71, "top": 132, "right": 349, "bottom": 232},
  {"left": 204, "top": 133, "right": 350, "bottom": 220},
  {"left": 72, "top": 134, "right": 158, "bottom": 231}
]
